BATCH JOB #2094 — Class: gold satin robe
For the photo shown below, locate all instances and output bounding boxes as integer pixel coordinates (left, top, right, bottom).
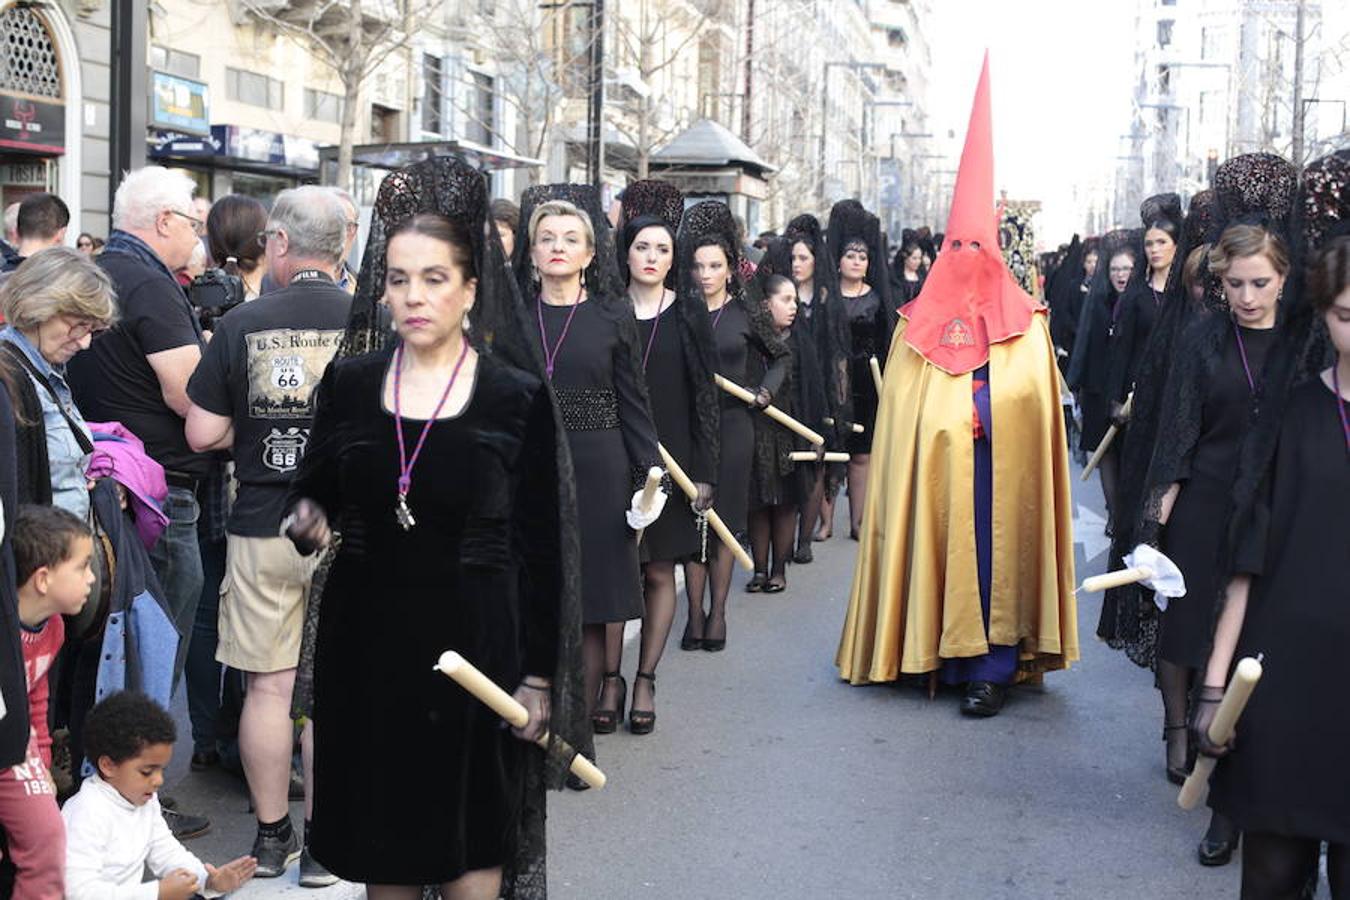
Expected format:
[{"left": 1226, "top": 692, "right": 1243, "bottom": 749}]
[{"left": 836, "top": 312, "right": 1078, "bottom": 683}]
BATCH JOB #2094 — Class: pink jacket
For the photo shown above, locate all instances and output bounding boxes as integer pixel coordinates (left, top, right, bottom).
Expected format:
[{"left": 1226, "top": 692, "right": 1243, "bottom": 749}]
[{"left": 85, "top": 422, "right": 170, "bottom": 551}]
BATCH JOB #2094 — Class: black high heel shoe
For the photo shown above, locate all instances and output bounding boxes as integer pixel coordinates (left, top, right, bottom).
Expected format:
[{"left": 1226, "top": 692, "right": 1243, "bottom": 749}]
[
  {"left": 1164, "top": 724, "right": 1191, "bottom": 786},
  {"left": 703, "top": 618, "right": 726, "bottom": 652},
  {"left": 591, "top": 673, "right": 625, "bottom": 734},
  {"left": 628, "top": 672, "right": 656, "bottom": 735}
]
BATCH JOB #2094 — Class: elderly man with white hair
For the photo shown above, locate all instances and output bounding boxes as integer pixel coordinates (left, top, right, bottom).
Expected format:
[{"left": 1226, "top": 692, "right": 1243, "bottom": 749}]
[
  {"left": 184, "top": 186, "right": 351, "bottom": 886},
  {"left": 66, "top": 168, "right": 215, "bottom": 841}
]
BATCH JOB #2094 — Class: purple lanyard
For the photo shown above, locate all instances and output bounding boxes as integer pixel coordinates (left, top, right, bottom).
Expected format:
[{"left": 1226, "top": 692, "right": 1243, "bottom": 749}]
[
  {"left": 394, "top": 339, "right": 470, "bottom": 499},
  {"left": 1334, "top": 360, "right": 1350, "bottom": 454},
  {"left": 537, "top": 284, "right": 584, "bottom": 379},
  {"left": 1233, "top": 323, "right": 1258, "bottom": 394},
  {"left": 711, "top": 298, "right": 730, "bottom": 331},
  {"left": 640, "top": 302, "right": 663, "bottom": 373}
]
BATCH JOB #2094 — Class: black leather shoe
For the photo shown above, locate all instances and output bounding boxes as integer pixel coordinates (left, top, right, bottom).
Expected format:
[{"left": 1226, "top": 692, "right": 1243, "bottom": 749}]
[
  {"left": 960, "top": 681, "right": 1008, "bottom": 717},
  {"left": 161, "top": 806, "right": 211, "bottom": 841},
  {"left": 190, "top": 750, "right": 219, "bottom": 771},
  {"left": 299, "top": 845, "right": 339, "bottom": 887},
  {"left": 1197, "top": 836, "right": 1236, "bottom": 866}
]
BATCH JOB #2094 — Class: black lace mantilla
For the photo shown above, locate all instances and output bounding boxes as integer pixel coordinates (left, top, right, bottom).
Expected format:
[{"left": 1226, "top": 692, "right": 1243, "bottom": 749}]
[{"left": 313, "top": 156, "right": 586, "bottom": 899}]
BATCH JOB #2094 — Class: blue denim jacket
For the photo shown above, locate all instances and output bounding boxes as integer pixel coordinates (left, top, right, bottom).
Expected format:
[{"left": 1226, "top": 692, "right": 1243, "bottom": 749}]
[{"left": 0, "top": 327, "right": 93, "bottom": 520}]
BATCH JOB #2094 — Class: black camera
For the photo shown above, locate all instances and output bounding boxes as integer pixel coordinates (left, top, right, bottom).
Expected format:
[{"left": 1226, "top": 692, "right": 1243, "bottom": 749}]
[{"left": 188, "top": 267, "right": 246, "bottom": 331}]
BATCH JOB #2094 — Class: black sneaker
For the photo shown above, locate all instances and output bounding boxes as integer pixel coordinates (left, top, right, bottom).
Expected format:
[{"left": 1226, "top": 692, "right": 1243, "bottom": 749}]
[
  {"left": 190, "top": 749, "right": 220, "bottom": 771},
  {"left": 251, "top": 827, "right": 301, "bottom": 878},
  {"left": 161, "top": 806, "right": 211, "bottom": 841},
  {"left": 299, "top": 846, "right": 338, "bottom": 888}
]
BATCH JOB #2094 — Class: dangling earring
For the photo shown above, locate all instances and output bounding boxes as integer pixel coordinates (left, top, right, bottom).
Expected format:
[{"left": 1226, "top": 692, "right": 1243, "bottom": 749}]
[{"left": 462, "top": 313, "right": 473, "bottom": 334}]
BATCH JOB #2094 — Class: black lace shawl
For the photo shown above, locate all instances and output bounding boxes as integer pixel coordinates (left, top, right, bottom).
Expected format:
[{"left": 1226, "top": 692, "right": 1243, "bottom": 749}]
[
  {"left": 827, "top": 199, "right": 896, "bottom": 328},
  {"left": 1047, "top": 235, "right": 1086, "bottom": 359},
  {"left": 677, "top": 199, "right": 790, "bottom": 392},
  {"left": 326, "top": 158, "right": 586, "bottom": 898},
  {"left": 1066, "top": 228, "right": 1143, "bottom": 392},
  {"left": 511, "top": 182, "right": 656, "bottom": 430},
  {"left": 616, "top": 181, "right": 722, "bottom": 485},
  {"left": 1098, "top": 153, "right": 1313, "bottom": 670},
  {"left": 774, "top": 216, "right": 852, "bottom": 445}
]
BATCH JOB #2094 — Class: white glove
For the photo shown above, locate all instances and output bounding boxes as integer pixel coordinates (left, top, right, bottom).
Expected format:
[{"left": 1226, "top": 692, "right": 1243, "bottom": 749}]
[
  {"left": 1125, "top": 544, "right": 1187, "bottom": 611},
  {"left": 625, "top": 488, "right": 668, "bottom": 531}
]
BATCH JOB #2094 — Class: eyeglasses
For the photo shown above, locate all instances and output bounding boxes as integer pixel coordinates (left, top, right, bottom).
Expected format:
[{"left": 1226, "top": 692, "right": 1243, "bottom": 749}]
[
  {"left": 256, "top": 228, "right": 283, "bottom": 249},
  {"left": 171, "top": 209, "right": 206, "bottom": 236},
  {"left": 60, "top": 316, "right": 108, "bottom": 341}
]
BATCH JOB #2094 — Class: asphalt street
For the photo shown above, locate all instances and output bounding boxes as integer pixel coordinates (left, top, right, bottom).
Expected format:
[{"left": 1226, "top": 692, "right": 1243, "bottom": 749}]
[{"left": 158, "top": 457, "right": 1315, "bottom": 899}]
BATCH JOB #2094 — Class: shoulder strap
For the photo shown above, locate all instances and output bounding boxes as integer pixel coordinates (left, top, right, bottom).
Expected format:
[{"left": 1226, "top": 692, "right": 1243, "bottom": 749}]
[{"left": 0, "top": 342, "right": 96, "bottom": 455}]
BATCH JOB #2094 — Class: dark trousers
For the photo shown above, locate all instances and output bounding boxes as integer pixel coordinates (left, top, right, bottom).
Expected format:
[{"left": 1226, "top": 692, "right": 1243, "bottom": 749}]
[{"left": 149, "top": 486, "right": 205, "bottom": 691}]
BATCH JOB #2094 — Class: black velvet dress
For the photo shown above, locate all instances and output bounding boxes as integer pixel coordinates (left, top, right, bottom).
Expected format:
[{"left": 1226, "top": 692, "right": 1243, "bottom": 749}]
[
  {"left": 709, "top": 300, "right": 788, "bottom": 534},
  {"left": 1209, "top": 377, "right": 1350, "bottom": 844},
  {"left": 536, "top": 299, "right": 658, "bottom": 623},
  {"left": 294, "top": 349, "right": 561, "bottom": 885},
  {"left": 1158, "top": 324, "right": 1276, "bottom": 669},
  {"left": 843, "top": 289, "right": 891, "bottom": 454},
  {"left": 636, "top": 301, "right": 701, "bottom": 562}
]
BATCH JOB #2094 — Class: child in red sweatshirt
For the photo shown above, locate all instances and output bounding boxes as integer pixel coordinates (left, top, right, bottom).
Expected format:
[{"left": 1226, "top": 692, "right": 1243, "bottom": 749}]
[{"left": 1, "top": 505, "right": 94, "bottom": 899}]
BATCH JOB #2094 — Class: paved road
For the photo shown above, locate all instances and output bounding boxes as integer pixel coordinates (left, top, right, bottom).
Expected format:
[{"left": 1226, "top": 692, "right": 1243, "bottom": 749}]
[{"left": 160, "top": 462, "right": 1311, "bottom": 898}]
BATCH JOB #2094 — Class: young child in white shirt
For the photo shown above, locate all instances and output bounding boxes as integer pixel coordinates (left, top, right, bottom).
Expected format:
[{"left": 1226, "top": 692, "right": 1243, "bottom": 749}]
[{"left": 61, "top": 691, "right": 257, "bottom": 899}]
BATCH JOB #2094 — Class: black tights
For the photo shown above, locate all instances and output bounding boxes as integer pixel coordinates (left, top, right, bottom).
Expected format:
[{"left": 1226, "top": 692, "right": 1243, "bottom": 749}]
[
  {"left": 796, "top": 471, "right": 825, "bottom": 554},
  {"left": 1097, "top": 445, "right": 1120, "bottom": 526},
  {"left": 603, "top": 561, "right": 677, "bottom": 714},
  {"left": 684, "top": 546, "right": 734, "bottom": 644},
  {"left": 1158, "top": 658, "right": 1192, "bottom": 770},
  {"left": 749, "top": 504, "right": 798, "bottom": 584},
  {"left": 1242, "top": 834, "right": 1348, "bottom": 899}
]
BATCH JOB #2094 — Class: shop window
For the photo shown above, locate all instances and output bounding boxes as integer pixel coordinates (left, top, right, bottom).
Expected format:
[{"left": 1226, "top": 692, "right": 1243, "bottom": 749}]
[
  {"left": 1157, "top": 19, "right": 1174, "bottom": 48},
  {"left": 227, "top": 67, "right": 284, "bottom": 110},
  {"left": 370, "top": 104, "right": 398, "bottom": 143},
  {"left": 305, "top": 88, "right": 343, "bottom": 124},
  {"left": 0, "top": 6, "right": 62, "bottom": 99},
  {"left": 150, "top": 45, "right": 200, "bottom": 80}
]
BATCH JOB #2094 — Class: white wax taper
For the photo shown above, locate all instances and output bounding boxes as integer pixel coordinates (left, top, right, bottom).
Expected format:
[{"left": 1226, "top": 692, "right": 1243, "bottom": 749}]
[
  {"left": 714, "top": 375, "right": 826, "bottom": 446},
  {"left": 639, "top": 467, "right": 663, "bottom": 511},
  {"left": 869, "top": 356, "right": 884, "bottom": 394},
  {"left": 789, "top": 451, "right": 850, "bottom": 463},
  {"left": 824, "top": 418, "right": 866, "bottom": 434},
  {"left": 1080, "top": 566, "right": 1154, "bottom": 594},
  {"left": 1081, "top": 393, "right": 1132, "bottom": 481},
  {"left": 657, "top": 443, "right": 753, "bottom": 570},
  {"left": 434, "top": 651, "right": 607, "bottom": 790},
  {"left": 1178, "top": 656, "right": 1262, "bottom": 809}
]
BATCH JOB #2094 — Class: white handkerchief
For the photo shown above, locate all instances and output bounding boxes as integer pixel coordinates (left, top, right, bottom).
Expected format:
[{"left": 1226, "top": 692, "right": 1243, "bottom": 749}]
[{"left": 1126, "top": 544, "right": 1187, "bottom": 612}]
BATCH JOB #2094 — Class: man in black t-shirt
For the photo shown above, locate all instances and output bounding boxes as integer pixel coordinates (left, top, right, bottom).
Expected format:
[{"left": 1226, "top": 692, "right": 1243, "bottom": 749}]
[
  {"left": 63, "top": 165, "right": 213, "bottom": 841},
  {"left": 185, "top": 186, "right": 350, "bottom": 887}
]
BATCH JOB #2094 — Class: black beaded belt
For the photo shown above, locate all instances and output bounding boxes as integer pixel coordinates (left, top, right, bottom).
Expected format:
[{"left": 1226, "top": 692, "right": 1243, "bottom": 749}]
[{"left": 555, "top": 387, "right": 620, "bottom": 431}]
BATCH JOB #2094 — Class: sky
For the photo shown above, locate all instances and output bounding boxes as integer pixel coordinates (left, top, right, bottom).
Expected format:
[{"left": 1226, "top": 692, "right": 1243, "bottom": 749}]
[{"left": 923, "top": 0, "right": 1140, "bottom": 245}]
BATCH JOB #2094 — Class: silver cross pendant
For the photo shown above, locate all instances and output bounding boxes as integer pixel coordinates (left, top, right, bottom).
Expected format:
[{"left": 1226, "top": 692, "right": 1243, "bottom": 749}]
[{"left": 395, "top": 492, "right": 416, "bottom": 531}]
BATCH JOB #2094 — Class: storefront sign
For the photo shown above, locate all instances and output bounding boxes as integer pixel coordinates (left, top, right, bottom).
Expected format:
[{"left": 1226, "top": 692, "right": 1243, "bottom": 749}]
[
  {"left": 0, "top": 94, "right": 65, "bottom": 155},
  {"left": 149, "top": 71, "right": 210, "bottom": 136},
  {"left": 149, "top": 125, "right": 319, "bottom": 175},
  {"left": 216, "top": 125, "right": 319, "bottom": 172}
]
